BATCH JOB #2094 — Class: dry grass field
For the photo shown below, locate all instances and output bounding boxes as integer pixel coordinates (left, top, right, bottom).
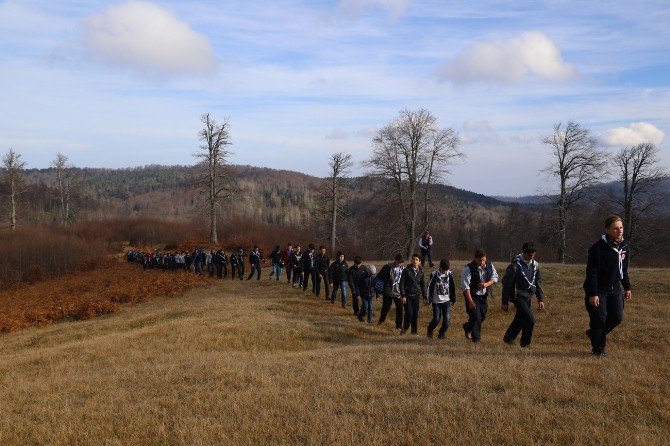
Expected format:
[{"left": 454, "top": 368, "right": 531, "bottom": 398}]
[{"left": 1, "top": 260, "right": 668, "bottom": 445}]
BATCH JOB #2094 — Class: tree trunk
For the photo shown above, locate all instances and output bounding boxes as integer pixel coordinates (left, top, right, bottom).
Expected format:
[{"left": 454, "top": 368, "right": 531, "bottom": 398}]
[
  {"left": 331, "top": 199, "right": 337, "bottom": 255},
  {"left": 10, "top": 178, "right": 17, "bottom": 230}
]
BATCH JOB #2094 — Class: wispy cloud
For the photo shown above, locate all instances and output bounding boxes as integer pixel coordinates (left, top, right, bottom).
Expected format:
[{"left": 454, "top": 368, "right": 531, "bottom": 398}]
[
  {"left": 601, "top": 122, "right": 666, "bottom": 146},
  {"left": 82, "top": 1, "right": 217, "bottom": 78},
  {"left": 437, "top": 31, "right": 579, "bottom": 85},
  {"left": 336, "top": 0, "right": 413, "bottom": 19}
]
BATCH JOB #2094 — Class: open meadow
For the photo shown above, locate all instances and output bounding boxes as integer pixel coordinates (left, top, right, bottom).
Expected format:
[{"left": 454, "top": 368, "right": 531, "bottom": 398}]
[{"left": 1, "top": 260, "right": 668, "bottom": 445}]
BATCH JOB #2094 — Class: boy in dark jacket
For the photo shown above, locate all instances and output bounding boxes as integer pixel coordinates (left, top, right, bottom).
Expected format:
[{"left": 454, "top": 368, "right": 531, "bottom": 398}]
[
  {"left": 247, "top": 246, "right": 263, "bottom": 280},
  {"left": 329, "top": 251, "right": 349, "bottom": 307},
  {"left": 377, "top": 254, "right": 405, "bottom": 330},
  {"left": 302, "top": 244, "right": 318, "bottom": 295},
  {"left": 460, "top": 249, "right": 498, "bottom": 342},
  {"left": 347, "top": 256, "right": 365, "bottom": 316},
  {"left": 290, "top": 245, "right": 303, "bottom": 288},
  {"left": 269, "top": 246, "right": 282, "bottom": 281},
  {"left": 315, "top": 246, "right": 330, "bottom": 299},
  {"left": 426, "top": 259, "right": 456, "bottom": 339},
  {"left": 583, "top": 215, "right": 632, "bottom": 356},
  {"left": 399, "top": 254, "right": 427, "bottom": 335},
  {"left": 501, "top": 242, "right": 545, "bottom": 347},
  {"left": 281, "top": 243, "right": 293, "bottom": 284},
  {"left": 357, "top": 264, "right": 379, "bottom": 323}
]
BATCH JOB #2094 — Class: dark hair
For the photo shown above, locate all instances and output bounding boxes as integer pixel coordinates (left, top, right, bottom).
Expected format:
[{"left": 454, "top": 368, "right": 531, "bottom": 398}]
[
  {"left": 287, "top": 243, "right": 293, "bottom": 246},
  {"left": 337, "top": 251, "right": 344, "bottom": 258},
  {"left": 522, "top": 242, "right": 537, "bottom": 254},
  {"left": 605, "top": 214, "right": 622, "bottom": 228},
  {"left": 319, "top": 245, "right": 326, "bottom": 250},
  {"left": 354, "top": 256, "right": 362, "bottom": 264},
  {"left": 308, "top": 243, "right": 315, "bottom": 250},
  {"left": 439, "top": 259, "right": 450, "bottom": 270},
  {"left": 254, "top": 245, "right": 258, "bottom": 249},
  {"left": 412, "top": 253, "right": 420, "bottom": 260},
  {"left": 394, "top": 254, "right": 404, "bottom": 263},
  {"left": 474, "top": 249, "right": 486, "bottom": 259}
]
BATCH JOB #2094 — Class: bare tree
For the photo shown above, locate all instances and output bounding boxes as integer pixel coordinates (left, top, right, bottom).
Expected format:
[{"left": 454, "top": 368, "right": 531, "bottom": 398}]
[
  {"left": 541, "top": 121, "right": 607, "bottom": 263},
  {"left": 365, "top": 108, "right": 463, "bottom": 260},
  {"left": 2, "top": 148, "right": 27, "bottom": 230},
  {"left": 613, "top": 143, "right": 668, "bottom": 249},
  {"left": 194, "top": 113, "right": 234, "bottom": 245},
  {"left": 319, "top": 152, "right": 353, "bottom": 254},
  {"left": 50, "top": 152, "right": 81, "bottom": 226}
]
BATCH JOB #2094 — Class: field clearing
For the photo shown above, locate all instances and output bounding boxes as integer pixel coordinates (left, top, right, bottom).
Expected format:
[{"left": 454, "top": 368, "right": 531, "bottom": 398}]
[{"left": 1, "top": 261, "right": 669, "bottom": 445}]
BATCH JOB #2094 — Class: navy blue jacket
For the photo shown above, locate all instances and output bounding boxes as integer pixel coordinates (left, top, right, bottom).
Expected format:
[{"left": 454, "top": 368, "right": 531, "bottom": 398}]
[{"left": 583, "top": 235, "right": 632, "bottom": 297}]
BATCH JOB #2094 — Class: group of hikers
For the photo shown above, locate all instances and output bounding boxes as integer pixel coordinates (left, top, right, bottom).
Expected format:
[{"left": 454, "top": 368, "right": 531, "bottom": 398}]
[{"left": 128, "top": 217, "right": 632, "bottom": 357}]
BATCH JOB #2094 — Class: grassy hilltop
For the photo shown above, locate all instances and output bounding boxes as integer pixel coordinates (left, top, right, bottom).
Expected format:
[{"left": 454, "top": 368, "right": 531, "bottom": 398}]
[{"left": 1, "top": 261, "right": 668, "bottom": 445}]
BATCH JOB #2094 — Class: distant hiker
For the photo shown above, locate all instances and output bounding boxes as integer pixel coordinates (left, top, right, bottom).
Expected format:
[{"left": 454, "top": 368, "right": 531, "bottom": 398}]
[
  {"left": 214, "top": 249, "right": 228, "bottom": 279},
  {"left": 206, "top": 250, "right": 213, "bottom": 276},
  {"left": 418, "top": 231, "right": 434, "bottom": 268},
  {"left": 357, "top": 264, "right": 378, "bottom": 323},
  {"left": 302, "top": 244, "right": 318, "bottom": 294},
  {"left": 281, "top": 243, "right": 294, "bottom": 284},
  {"left": 377, "top": 254, "right": 405, "bottom": 330},
  {"left": 501, "top": 242, "right": 545, "bottom": 348},
  {"left": 236, "top": 248, "right": 246, "bottom": 280},
  {"left": 329, "top": 251, "right": 349, "bottom": 307},
  {"left": 426, "top": 259, "right": 456, "bottom": 339},
  {"left": 269, "top": 246, "right": 283, "bottom": 281},
  {"left": 399, "top": 254, "right": 426, "bottom": 335},
  {"left": 347, "top": 256, "right": 365, "bottom": 316},
  {"left": 230, "top": 250, "right": 239, "bottom": 280},
  {"left": 584, "top": 215, "right": 632, "bottom": 357},
  {"left": 290, "top": 245, "right": 303, "bottom": 288},
  {"left": 247, "top": 246, "right": 263, "bottom": 280},
  {"left": 461, "top": 249, "right": 498, "bottom": 343},
  {"left": 315, "top": 245, "right": 330, "bottom": 299}
]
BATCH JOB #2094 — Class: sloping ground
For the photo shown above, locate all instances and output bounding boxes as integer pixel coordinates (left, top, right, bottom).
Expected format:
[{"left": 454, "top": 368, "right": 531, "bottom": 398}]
[{"left": 0, "top": 262, "right": 668, "bottom": 445}]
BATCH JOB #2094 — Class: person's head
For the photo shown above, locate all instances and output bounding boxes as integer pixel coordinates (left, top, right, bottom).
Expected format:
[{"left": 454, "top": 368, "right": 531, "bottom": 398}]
[
  {"left": 411, "top": 254, "right": 421, "bottom": 268},
  {"left": 287, "top": 243, "right": 293, "bottom": 249},
  {"left": 605, "top": 215, "right": 624, "bottom": 241},
  {"left": 474, "top": 249, "right": 487, "bottom": 267},
  {"left": 308, "top": 243, "right": 315, "bottom": 251},
  {"left": 253, "top": 245, "right": 258, "bottom": 250},
  {"left": 337, "top": 251, "right": 345, "bottom": 262},
  {"left": 522, "top": 242, "right": 537, "bottom": 261},
  {"left": 319, "top": 245, "right": 326, "bottom": 254},
  {"left": 394, "top": 253, "right": 404, "bottom": 265},
  {"left": 423, "top": 230, "right": 430, "bottom": 237},
  {"left": 368, "top": 264, "right": 377, "bottom": 275},
  {"left": 439, "top": 259, "right": 450, "bottom": 272},
  {"left": 295, "top": 245, "right": 301, "bottom": 252},
  {"left": 354, "top": 256, "right": 362, "bottom": 266},
  {"left": 275, "top": 245, "right": 280, "bottom": 251}
]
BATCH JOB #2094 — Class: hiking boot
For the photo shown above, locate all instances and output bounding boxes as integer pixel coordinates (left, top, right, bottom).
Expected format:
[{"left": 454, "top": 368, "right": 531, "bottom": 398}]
[
  {"left": 427, "top": 331, "right": 434, "bottom": 339},
  {"left": 503, "top": 336, "right": 515, "bottom": 345},
  {"left": 437, "top": 332, "right": 445, "bottom": 339},
  {"left": 462, "top": 322, "right": 472, "bottom": 340}
]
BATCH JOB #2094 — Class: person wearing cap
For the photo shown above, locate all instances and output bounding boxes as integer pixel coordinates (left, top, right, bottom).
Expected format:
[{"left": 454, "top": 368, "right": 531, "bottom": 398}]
[
  {"left": 426, "top": 259, "right": 457, "bottom": 339},
  {"left": 399, "top": 254, "right": 427, "bottom": 335},
  {"left": 329, "top": 251, "right": 349, "bottom": 307},
  {"left": 461, "top": 249, "right": 498, "bottom": 343},
  {"left": 347, "top": 256, "right": 365, "bottom": 316},
  {"left": 357, "top": 264, "right": 379, "bottom": 323},
  {"left": 315, "top": 245, "right": 330, "bottom": 299},
  {"left": 377, "top": 254, "right": 405, "bottom": 330},
  {"left": 583, "top": 215, "right": 632, "bottom": 357},
  {"left": 501, "top": 242, "right": 545, "bottom": 348}
]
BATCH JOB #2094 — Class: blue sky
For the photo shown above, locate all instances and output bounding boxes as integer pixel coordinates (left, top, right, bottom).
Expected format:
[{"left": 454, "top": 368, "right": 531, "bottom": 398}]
[{"left": 1, "top": 0, "right": 668, "bottom": 196}]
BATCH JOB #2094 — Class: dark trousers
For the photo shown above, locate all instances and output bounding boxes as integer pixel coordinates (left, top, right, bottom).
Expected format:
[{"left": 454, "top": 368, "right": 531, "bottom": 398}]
[
  {"left": 247, "top": 262, "right": 261, "bottom": 280},
  {"left": 237, "top": 263, "right": 245, "bottom": 280},
  {"left": 230, "top": 265, "right": 237, "bottom": 280},
  {"left": 292, "top": 268, "right": 302, "bottom": 286},
  {"left": 379, "top": 295, "right": 403, "bottom": 328},
  {"left": 216, "top": 264, "right": 223, "bottom": 278},
  {"left": 504, "top": 297, "right": 535, "bottom": 346},
  {"left": 316, "top": 270, "right": 330, "bottom": 298},
  {"left": 331, "top": 280, "right": 347, "bottom": 306},
  {"left": 303, "top": 269, "right": 318, "bottom": 293},
  {"left": 427, "top": 301, "right": 451, "bottom": 336},
  {"left": 585, "top": 292, "right": 624, "bottom": 354},
  {"left": 351, "top": 293, "right": 360, "bottom": 315},
  {"left": 420, "top": 247, "right": 433, "bottom": 267},
  {"left": 465, "top": 296, "right": 488, "bottom": 342},
  {"left": 358, "top": 295, "right": 375, "bottom": 323},
  {"left": 402, "top": 296, "right": 420, "bottom": 334},
  {"left": 286, "top": 264, "right": 292, "bottom": 283}
]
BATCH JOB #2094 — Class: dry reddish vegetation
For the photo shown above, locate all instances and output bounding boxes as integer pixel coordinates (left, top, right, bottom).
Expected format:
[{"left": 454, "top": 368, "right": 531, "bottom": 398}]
[{"left": 0, "top": 257, "right": 215, "bottom": 333}]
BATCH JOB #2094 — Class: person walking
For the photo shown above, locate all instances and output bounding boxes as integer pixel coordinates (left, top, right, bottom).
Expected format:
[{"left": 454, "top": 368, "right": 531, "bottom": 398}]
[
  {"left": 583, "top": 215, "right": 632, "bottom": 357},
  {"left": 461, "top": 249, "right": 498, "bottom": 343},
  {"left": 315, "top": 245, "right": 330, "bottom": 299},
  {"left": 418, "top": 231, "right": 434, "bottom": 268},
  {"left": 426, "top": 259, "right": 456, "bottom": 339},
  {"left": 329, "top": 251, "right": 349, "bottom": 307},
  {"left": 281, "top": 243, "right": 294, "bottom": 284},
  {"left": 247, "top": 246, "right": 263, "bottom": 280},
  {"left": 302, "top": 244, "right": 318, "bottom": 295},
  {"left": 501, "top": 242, "right": 545, "bottom": 348},
  {"left": 290, "top": 245, "right": 303, "bottom": 288},
  {"left": 377, "top": 254, "right": 405, "bottom": 330},
  {"left": 269, "top": 245, "right": 282, "bottom": 281},
  {"left": 347, "top": 256, "right": 365, "bottom": 316},
  {"left": 357, "top": 264, "right": 378, "bottom": 323},
  {"left": 399, "top": 254, "right": 427, "bottom": 335}
]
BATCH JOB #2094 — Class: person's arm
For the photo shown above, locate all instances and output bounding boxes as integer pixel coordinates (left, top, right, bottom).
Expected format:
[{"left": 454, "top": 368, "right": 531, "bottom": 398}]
[
  {"left": 585, "top": 245, "right": 600, "bottom": 307},
  {"left": 419, "top": 271, "right": 427, "bottom": 301},
  {"left": 535, "top": 268, "right": 545, "bottom": 310},
  {"left": 427, "top": 273, "right": 436, "bottom": 303},
  {"left": 461, "top": 266, "right": 476, "bottom": 310},
  {"left": 621, "top": 245, "right": 632, "bottom": 301},
  {"left": 501, "top": 263, "right": 516, "bottom": 310},
  {"left": 449, "top": 274, "right": 457, "bottom": 304},
  {"left": 399, "top": 269, "right": 407, "bottom": 302}
]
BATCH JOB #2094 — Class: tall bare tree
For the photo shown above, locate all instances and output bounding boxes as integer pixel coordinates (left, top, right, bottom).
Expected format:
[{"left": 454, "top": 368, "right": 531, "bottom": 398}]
[
  {"left": 194, "top": 113, "right": 234, "bottom": 245},
  {"left": 319, "top": 152, "right": 353, "bottom": 254},
  {"left": 613, "top": 143, "right": 668, "bottom": 249},
  {"left": 541, "top": 121, "right": 607, "bottom": 263},
  {"left": 2, "top": 148, "right": 27, "bottom": 230},
  {"left": 50, "top": 152, "right": 80, "bottom": 226},
  {"left": 365, "top": 108, "right": 463, "bottom": 260}
]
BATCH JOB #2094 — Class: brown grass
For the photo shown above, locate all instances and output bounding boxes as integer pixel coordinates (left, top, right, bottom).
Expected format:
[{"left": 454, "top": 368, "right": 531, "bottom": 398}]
[{"left": 0, "top": 261, "right": 668, "bottom": 445}]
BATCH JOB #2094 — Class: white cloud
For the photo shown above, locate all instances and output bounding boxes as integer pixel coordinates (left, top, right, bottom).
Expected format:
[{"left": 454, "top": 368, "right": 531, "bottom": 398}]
[
  {"left": 325, "top": 127, "right": 349, "bottom": 140},
  {"left": 601, "top": 122, "right": 666, "bottom": 146},
  {"left": 82, "top": 0, "right": 216, "bottom": 77},
  {"left": 459, "top": 120, "right": 502, "bottom": 144},
  {"left": 437, "top": 31, "right": 578, "bottom": 84},
  {"left": 337, "top": 0, "right": 413, "bottom": 18}
]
